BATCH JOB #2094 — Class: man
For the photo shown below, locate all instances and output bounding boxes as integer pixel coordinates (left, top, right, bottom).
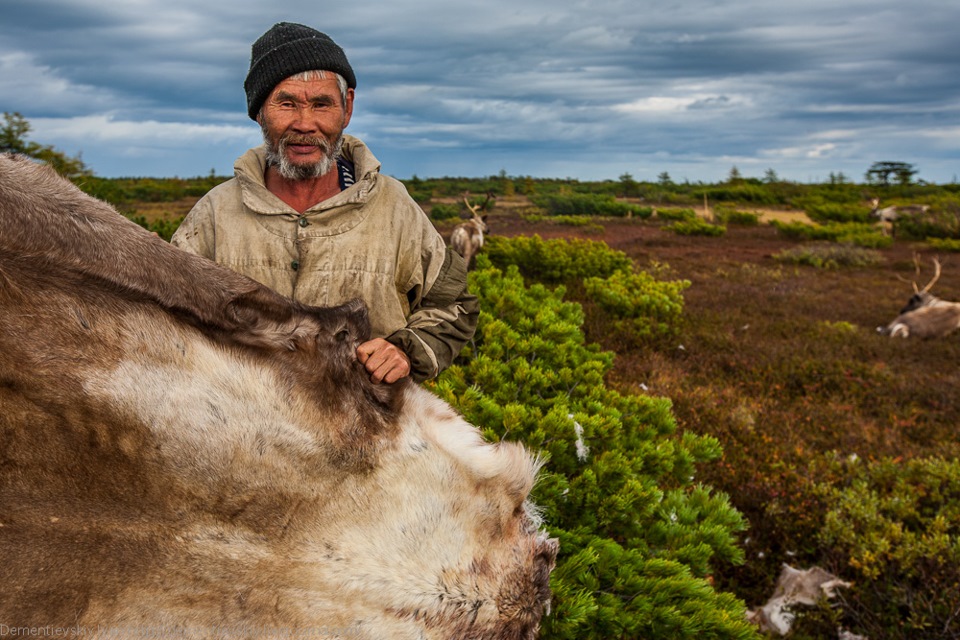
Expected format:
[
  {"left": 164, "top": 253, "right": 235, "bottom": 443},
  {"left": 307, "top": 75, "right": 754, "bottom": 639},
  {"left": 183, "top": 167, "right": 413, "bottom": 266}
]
[{"left": 172, "top": 22, "right": 478, "bottom": 384}]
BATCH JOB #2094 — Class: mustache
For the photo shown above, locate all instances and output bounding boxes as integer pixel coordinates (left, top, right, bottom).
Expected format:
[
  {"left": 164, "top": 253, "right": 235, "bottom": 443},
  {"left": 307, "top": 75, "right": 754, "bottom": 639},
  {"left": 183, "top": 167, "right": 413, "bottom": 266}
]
[{"left": 279, "top": 135, "right": 330, "bottom": 151}]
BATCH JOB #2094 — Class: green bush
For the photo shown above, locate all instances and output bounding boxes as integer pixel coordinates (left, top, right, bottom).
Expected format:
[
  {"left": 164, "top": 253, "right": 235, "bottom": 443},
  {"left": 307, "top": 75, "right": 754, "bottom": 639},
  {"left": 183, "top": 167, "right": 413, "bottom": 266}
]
[
  {"left": 895, "top": 208, "right": 960, "bottom": 240},
  {"left": 551, "top": 215, "right": 606, "bottom": 234},
  {"left": 770, "top": 221, "right": 891, "bottom": 248},
  {"left": 126, "top": 214, "right": 184, "bottom": 242},
  {"left": 529, "top": 193, "right": 648, "bottom": 218},
  {"left": 483, "top": 235, "right": 633, "bottom": 284},
  {"left": 715, "top": 209, "right": 760, "bottom": 226},
  {"left": 773, "top": 243, "right": 885, "bottom": 269},
  {"left": 429, "top": 202, "right": 460, "bottom": 220},
  {"left": 815, "top": 457, "right": 960, "bottom": 639},
  {"left": 584, "top": 270, "right": 690, "bottom": 343},
  {"left": 926, "top": 237, "right": 960, "bottom": 252},
  {"left": 429, "top": 256, "right": 757, "bottom": 639},
  {"left": 803, "top": 202, "right": 873, "bottom": 224},
  {"left": 669, "top": 219, "right": 727, "bottom": 237},
  {"left": 656, "top": 207, "right": 697, "bottom": 222},
  {"left": 407, "top": 188, "right": 433, "bottom": 204}
]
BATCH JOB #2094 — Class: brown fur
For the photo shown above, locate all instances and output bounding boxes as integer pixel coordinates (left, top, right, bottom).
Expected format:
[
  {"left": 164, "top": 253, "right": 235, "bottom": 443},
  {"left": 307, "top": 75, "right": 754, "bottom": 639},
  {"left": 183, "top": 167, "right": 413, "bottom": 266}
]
[
  {"left": 451, "top": 213, "right": 488, "bottom": 269},
  {"left": 0, "top": 154, "right": 556, "bottom": 639},
  {"left": 879, "top": 257, "right": 960, "bottom": 338}
]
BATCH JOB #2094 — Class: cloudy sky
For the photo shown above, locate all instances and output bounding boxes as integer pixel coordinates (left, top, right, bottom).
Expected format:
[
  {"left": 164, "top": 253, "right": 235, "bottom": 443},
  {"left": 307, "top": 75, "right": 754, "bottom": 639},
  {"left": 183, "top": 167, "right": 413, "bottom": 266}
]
[{"left": 2, "top": 0, "right": 958, "bottom": 184}]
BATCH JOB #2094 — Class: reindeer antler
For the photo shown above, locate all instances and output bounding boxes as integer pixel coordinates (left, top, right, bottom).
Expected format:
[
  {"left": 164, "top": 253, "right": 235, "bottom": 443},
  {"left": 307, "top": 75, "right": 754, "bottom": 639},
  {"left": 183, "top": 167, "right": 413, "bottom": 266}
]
[
  {"left": 462, "top": 190, "right": 493, "bottom": 217},
  {"left": 919, "top": 257, "right": 942, "bottom": 294},
  {"left": 463, "top": 194, "right": 480, "bottom": 216},
  {"left": 896, "top": 252, "right": 923, "bottom": 290}
]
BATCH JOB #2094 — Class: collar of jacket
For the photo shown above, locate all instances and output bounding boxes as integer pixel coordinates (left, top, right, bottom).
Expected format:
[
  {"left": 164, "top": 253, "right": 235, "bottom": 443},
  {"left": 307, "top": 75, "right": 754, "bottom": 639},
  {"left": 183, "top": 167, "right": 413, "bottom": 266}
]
[{"left": 233, "top": 134, "right": 383, "bottom": 218}]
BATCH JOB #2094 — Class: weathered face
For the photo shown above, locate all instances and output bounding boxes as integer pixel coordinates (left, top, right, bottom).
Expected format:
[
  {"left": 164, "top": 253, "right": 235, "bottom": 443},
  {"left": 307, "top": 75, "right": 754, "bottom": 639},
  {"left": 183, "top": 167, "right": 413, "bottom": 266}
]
[{"left": 258, "top": 74, "right": 354, "bottom": 180}]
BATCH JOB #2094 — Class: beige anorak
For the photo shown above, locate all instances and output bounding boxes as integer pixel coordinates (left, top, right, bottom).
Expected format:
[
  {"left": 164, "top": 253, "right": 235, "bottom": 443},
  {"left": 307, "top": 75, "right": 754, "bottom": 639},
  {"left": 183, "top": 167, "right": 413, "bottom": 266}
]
[{"left": 171, "top": 135, "right": 478, "bottom": 381}]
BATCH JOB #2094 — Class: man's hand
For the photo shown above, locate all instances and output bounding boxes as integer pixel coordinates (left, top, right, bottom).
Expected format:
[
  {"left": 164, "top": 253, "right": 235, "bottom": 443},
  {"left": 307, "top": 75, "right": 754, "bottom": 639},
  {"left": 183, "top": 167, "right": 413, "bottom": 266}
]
[{"left": 356, "top": 338, "right": 411, "bottom": 384}]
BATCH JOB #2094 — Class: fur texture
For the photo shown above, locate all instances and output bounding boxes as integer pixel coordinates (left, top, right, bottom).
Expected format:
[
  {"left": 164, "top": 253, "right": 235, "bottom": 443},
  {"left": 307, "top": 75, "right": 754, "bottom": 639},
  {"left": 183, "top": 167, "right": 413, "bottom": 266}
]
[
  {"left": 0, "top": 154, "right": 557, "bottom": 639},
  {"left": 450, "top": 213, "right": 488, "bottom": 270},
  {"left": 746, "top": 564, "right": 851, "bottom": 636}
]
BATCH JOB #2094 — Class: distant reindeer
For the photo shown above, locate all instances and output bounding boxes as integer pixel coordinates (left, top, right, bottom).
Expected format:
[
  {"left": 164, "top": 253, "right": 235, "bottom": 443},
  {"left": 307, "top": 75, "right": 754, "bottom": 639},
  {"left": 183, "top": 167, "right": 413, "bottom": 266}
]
[
  {"left": 869, "top": 197, "right": 930, "bottom": 235},
  {"left": 879, "top": 256, "right": 960, "bottom": 338},
  {"left": 450, "top": 192, "right": 491, "bottom": 269}
]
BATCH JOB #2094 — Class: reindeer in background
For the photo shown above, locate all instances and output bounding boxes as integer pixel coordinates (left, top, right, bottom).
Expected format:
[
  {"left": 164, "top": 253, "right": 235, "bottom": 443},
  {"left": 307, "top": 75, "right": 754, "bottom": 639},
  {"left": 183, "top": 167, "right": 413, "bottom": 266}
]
[
  {"left": 869, "top": 198, "right": 930, "bottom": 236},
  {"left": 879, "top": 255, "right": 960, "bottom": 338},
  {"left": 451, "top": 191, "right": 492, "bottom": 269}
]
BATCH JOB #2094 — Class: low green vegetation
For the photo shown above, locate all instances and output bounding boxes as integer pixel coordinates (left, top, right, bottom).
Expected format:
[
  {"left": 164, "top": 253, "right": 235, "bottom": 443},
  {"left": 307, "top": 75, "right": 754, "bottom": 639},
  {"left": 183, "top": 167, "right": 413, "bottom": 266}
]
[
  {"left": 668, "top": 218, "right": 727, "bottom": 237},
  {"left": 812, "top": 457, "right": 960, "bottom": 638},
  {"left": 430, "top": 242, "right": 757, "bottom": 639},
  {"left": 773, "top": 243, "right": 886, "bottom": 269},
  {"left": 10, "top": 109, "right": 960, "bottom": 638},
  {"left": 771, "top": 220, "right": 892, "bottom": 248}
]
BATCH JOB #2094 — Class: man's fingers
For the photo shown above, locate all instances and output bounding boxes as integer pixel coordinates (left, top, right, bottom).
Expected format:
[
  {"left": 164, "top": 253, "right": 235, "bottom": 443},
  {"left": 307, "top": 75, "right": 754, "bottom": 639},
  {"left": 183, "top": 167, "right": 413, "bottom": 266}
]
[{"left": 356, "top": 339, "right": 411, "bottom": 384}]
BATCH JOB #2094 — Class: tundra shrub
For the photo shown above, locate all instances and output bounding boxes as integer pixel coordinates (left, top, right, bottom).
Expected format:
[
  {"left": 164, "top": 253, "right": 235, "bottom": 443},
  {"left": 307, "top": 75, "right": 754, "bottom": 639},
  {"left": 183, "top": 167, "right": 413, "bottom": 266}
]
[
  {"left": 926, "top": 237, "right": 960, "bottom": 252},
  {"left": 896, "top": 208, "right": 960, "bottom": 240},
  {"left": 669, "top": 219, "right": 727, "bottom": 237},
  {"left": 529, "top": 193, "right": 648, "bottom": 218},
  {"left": 714, "top": 209, "right": 760, "bottom": 226},
  {"left": 127, "top": 213, "right": 184, "bottom": 242},
  {"left": 803, "top": 202, "right": 872, "bottom": 224},
  {"left": 816, "top": 457, "right": 960, "bottom": 639},
  {"left": 773, "top": 243, "right": 885, "bottom": 269},
  {"left": 584, "top": 269, "right": 690, "bottom": 343},
  {"left": 770, "top": 221, "right": 891, "bottom": 248},
  {"left": 655, "top": 207, "right": 697, "bottom": 222},
  {"left": 483, "top": 234, "right": 632, "bottom": 284},
  {"left": 428, "top": 202, "right": 460, "bottom": 220},
  {"left": 430, "top": 257, "right": 757, "bottom": 639}
]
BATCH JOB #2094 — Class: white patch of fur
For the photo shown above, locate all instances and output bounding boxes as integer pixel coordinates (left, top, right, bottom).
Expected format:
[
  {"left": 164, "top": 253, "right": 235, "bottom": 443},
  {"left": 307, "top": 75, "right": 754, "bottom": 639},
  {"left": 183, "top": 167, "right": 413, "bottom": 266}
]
[
  {"left": 83, "top": 335, "right": 327, "bottom": 493},
  {"left": 81, "top": 340, "right": 545, "bottom": 638},
  {"left": 747, "top": 564, "right": 852, "bottom": 636},
  {"left": 401, "top": 385, "right": 539, "bottom": 488},
  {"left": 568, "top": 413, "right": 590, "bottom": 462}
]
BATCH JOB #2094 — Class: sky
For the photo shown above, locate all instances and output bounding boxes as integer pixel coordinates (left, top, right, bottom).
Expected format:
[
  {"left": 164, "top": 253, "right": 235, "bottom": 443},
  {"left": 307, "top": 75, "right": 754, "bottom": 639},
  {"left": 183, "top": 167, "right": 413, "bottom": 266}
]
[{"left": 2, "top": 0, "right": 959, "bottom": 184}]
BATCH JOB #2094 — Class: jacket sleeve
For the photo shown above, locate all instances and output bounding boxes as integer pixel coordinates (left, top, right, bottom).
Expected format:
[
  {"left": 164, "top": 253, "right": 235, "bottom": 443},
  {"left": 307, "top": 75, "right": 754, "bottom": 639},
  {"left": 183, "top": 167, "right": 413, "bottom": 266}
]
[{"left": 386, "top": 246, "right": 479, "bottom": 383}]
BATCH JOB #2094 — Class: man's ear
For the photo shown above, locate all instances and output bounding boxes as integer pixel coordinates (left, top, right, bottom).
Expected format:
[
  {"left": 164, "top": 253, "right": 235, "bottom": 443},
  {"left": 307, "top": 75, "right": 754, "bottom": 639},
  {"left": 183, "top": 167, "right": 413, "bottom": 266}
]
[{"left": 342, "top": 87, "right": 355, "bottom": 128}]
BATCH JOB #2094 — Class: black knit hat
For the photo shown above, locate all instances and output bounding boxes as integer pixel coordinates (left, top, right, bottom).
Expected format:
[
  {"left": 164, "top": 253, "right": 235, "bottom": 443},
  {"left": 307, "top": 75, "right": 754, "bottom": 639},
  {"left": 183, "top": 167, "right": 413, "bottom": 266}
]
[{"left": 244, "top": 22, "right": 356, "bottom": 120}]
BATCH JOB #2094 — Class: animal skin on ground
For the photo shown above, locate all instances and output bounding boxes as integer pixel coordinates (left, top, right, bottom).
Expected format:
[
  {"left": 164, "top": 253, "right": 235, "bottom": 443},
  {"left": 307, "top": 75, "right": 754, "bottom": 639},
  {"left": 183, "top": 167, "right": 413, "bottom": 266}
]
[
  {"left": 0, "top": 154, "right": 557, "bottom": 640},
  {"left": 746, "top": 564, "right": 852, "bottom": 636}
]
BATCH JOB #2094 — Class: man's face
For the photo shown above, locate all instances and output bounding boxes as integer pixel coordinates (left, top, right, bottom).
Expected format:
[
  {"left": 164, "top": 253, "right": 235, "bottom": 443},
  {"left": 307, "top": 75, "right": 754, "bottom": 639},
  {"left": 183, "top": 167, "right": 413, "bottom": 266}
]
[{"left": 259, "top": 74, "right": 354, "bottom": 180}]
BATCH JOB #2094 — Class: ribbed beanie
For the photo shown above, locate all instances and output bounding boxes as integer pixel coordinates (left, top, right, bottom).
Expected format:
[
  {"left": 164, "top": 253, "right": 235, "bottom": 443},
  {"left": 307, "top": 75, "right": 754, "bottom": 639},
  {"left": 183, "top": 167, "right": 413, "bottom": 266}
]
[{"left": 244, "top": 22, "right": 356, "bottom": 120}]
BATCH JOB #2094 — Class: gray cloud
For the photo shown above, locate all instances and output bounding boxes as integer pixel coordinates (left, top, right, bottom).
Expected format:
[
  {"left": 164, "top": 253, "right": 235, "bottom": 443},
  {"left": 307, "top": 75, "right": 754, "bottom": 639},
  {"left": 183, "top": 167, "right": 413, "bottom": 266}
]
[{"left": 1, "top": 0, "right": 957, "bottom": 182}]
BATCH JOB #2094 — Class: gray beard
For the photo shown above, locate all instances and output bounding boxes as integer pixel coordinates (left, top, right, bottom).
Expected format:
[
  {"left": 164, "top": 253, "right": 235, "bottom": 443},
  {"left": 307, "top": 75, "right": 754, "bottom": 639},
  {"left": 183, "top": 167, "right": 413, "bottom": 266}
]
[{"left": 262, "top": 131, "right": 344, "bottom": 181}]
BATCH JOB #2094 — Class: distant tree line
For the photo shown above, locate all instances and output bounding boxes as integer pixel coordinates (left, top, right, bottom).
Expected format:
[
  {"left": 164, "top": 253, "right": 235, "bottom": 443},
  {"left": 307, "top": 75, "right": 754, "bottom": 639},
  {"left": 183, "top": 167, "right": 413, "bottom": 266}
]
[{"left": 4, "top": 112, "right": 956, "bottom": 210}]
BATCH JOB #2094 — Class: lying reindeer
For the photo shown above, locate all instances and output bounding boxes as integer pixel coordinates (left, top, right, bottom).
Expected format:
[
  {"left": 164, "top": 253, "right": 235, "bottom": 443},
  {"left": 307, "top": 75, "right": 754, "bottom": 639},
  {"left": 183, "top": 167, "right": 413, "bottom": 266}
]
[
  {"left": 879, "top": 256, "right": 960, "bottom": 338},
  {"left": 451, "top": 192, "right": 491, "bottom": 269}
]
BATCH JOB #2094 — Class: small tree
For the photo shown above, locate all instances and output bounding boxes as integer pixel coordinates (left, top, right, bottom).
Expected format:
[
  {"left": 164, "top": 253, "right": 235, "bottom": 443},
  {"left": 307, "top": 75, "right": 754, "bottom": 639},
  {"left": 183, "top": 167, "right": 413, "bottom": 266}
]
[
  {"left": 1, "top": 111, "right": 90, "bottom": 178},
  {"left": 865, "top": 161, "right": 917, "bottom": 186},
  {"left": 829, "top": 171, "right": 848, "bottom": 185},
  {"left": 618, "top": 172, "right": 638, "bottom": 198}
]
